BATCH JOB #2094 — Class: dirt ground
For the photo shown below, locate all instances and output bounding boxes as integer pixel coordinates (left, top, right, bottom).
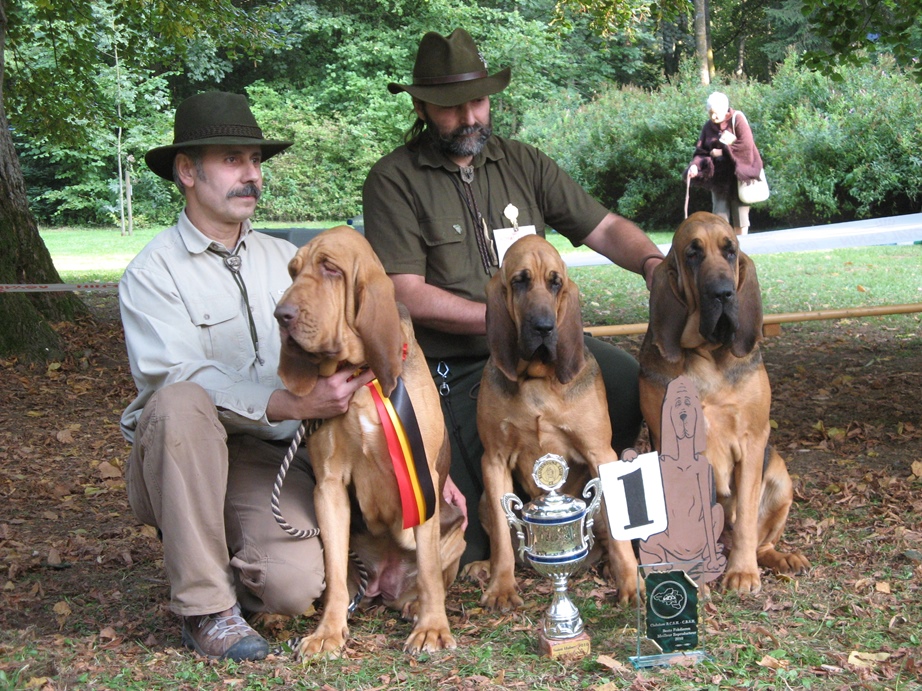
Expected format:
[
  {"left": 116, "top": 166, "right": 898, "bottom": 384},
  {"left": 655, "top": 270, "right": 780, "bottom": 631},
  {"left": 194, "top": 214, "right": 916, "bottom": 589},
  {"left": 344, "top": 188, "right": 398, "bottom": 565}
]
[{"left": 1, "top": 295, "right": 920, "bottom": 686}]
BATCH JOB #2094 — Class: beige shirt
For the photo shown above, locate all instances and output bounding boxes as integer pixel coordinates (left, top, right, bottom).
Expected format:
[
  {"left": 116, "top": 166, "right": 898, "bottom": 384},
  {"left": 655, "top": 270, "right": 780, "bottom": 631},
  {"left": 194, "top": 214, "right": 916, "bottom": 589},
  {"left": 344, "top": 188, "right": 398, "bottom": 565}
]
[{"left": 119, "top": 210, "right": 300, "bottom": 443}]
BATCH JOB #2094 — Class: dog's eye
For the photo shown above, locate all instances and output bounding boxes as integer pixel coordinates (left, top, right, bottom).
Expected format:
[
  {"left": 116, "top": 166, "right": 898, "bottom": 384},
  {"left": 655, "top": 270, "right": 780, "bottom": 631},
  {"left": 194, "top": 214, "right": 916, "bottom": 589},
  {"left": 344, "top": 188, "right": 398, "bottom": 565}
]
[
  {"left": 548, "top": 273, "right": 563, "bottom": 292},
  {"left": 510, "top": 272, "right": 531, "bottom": 288},
  {"left": 321, "top": 260, "right": 343, "bottom": 277}
]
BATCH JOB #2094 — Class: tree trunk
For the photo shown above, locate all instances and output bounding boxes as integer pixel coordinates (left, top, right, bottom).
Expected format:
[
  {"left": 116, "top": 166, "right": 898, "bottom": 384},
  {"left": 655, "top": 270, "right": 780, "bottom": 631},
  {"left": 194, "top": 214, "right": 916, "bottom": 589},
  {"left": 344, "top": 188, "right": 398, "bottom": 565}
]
[
  {"left": 693, "top": 0, "right": 710, "bottom": 85},
  {"left": 0, "top": 0, "right": 86, "bottom": 360}
]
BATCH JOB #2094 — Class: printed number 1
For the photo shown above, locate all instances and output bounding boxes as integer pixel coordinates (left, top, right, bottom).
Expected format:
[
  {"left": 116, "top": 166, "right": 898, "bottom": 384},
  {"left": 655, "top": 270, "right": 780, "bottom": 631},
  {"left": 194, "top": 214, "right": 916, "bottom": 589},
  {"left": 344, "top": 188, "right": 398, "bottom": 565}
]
[{"left": 619, "top": 467, "right": 653, "bottom": 530}]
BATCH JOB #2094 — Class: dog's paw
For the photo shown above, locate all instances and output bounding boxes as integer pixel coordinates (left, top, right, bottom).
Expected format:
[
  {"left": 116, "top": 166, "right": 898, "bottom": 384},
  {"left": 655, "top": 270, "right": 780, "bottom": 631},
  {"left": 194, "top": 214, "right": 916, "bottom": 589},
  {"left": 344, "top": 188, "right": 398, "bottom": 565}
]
[
  {"left": 404, "top": 625, "right": 457, "bottom": 654},
  {"left": 298, "top": 626, "right": 348, "bottom": 660},
  {"left": 461, "top": 559, "right": 492, "bottom": 584},
  {"left": 480, "top": 585, "right": 524, "bottom": 612},
  {"left": 723, "top": 569, "right": 762, "bottom": 594},
  {"left": 760, "top": 548, "right": 811, "bottom": 575}
]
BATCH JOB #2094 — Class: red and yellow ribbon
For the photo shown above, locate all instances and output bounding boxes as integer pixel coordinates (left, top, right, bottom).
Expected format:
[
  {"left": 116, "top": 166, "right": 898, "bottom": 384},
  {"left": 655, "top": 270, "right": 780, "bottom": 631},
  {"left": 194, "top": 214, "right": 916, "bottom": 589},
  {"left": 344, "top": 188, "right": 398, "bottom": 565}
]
[{"left": 366, "top": 376, "right": 436, "bottom": 528}]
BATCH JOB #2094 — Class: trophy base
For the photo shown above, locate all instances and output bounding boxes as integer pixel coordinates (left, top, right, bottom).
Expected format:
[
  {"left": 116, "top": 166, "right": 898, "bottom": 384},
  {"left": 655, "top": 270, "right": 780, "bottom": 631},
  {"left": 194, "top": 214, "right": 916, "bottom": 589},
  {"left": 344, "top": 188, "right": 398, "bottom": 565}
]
[{"left": 538, "top": 630, "right": 591, "bottom": 660}]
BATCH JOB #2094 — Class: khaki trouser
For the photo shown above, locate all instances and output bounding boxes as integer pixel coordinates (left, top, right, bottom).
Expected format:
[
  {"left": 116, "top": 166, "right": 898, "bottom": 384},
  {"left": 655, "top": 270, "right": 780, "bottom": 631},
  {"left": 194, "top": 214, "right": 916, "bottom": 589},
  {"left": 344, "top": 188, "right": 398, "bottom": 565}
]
[{"left": 125, "top": 382, "right": 324, "bottom": 617}]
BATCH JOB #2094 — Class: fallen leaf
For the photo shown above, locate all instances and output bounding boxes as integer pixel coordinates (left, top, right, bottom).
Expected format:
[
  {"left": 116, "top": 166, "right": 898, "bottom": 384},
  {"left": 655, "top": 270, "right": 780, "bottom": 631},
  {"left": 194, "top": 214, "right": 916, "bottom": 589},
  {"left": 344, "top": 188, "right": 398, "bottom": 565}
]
[
  {"left": 96, "top": 461, "right": 122, "bottom": 479},
  {"left": 911, "top": 461, "right": 922, "bottom": 478},
  {"left": 55, "top": 429, "right": 75, "bottom": 444},
  {"left": 848, "top": 651, "right": 890, "bottom": 668},
  {"left": 875, "top": 581, "right": 891, "bottom": 594},
  {"left": 596, "top": 654, "right": 627, "bottom": 670},
  {"left": 47, "top": 548, "right": 62, "bottom": 566},
  {"left": 856, "top": 285, "right": 867, "bottom": 292},
  {"left": 99, "top": 626, "right": 118, "bottom": 641},
  {"left": 53, "top": 601, "right": 72, "bottom": 616},
  {"left": 757, "top": 655, "right": 788, "bottom": 669}
]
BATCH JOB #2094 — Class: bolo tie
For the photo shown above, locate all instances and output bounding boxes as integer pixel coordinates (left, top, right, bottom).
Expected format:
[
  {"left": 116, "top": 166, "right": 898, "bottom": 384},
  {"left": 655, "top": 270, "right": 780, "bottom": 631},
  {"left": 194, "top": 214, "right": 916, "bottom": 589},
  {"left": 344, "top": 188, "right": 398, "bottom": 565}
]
[
  {"left": 208, "top": 241, "right": 264, "bottom": 365},
  {"left": 448, "top": 165, "right": 498, "bottom": 275}
]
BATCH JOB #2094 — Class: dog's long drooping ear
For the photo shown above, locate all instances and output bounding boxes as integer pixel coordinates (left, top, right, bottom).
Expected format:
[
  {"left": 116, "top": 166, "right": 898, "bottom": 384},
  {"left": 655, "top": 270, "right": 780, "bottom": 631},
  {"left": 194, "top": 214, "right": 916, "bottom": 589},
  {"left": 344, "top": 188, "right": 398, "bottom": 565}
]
[
  {"left": 353, "top": 257, "right": 404, "bottom": 397},
  {"left": 485, "top": 271, "right": 520, "bottom": 382},
  {"left": 730, "top": 252, "right": 764, "bottom": 358},
  {"left": 648, "top": 254, "right": 688, "bottom": 363},
  {"left": 553, "top": 276, "right": 586, "bottom": 384}
]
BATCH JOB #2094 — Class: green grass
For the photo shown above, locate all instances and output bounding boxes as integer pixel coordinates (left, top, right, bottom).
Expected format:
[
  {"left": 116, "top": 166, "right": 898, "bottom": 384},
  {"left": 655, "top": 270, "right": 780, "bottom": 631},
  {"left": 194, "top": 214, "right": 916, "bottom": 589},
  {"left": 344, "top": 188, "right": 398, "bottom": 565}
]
[{"left": 39, "top": 225, "right": 922, "bottom": 332}]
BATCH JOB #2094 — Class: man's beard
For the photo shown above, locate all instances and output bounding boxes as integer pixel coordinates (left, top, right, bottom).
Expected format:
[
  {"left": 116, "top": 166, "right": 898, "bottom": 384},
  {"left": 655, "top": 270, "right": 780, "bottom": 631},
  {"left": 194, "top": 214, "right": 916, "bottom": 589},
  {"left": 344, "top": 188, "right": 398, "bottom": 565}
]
[{"left": 426, "top": 115, "right": 492, "bottom": 159}]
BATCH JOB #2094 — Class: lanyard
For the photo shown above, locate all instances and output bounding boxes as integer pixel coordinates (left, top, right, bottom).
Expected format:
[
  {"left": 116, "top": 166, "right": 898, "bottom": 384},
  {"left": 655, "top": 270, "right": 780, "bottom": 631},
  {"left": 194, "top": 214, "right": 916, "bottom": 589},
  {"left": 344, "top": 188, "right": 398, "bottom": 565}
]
[
  {"left": 207, "top": 241, "right": 264, "bottom": 365},
  {"left": 447, "top": 166, "right": 498, "bottom": 274}
]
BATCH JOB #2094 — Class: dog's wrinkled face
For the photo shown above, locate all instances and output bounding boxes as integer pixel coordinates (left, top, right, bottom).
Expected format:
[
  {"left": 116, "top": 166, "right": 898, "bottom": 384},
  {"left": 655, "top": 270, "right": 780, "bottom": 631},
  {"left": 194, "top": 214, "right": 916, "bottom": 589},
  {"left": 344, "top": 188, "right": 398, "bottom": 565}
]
[
  {"left": 274, "top": 226, "right": 402, "bottom": 396},
  {"left": 486, "top": 235, "right": 585, "bottom": 383},
  {"left": 674, "top": 213, "right": 742, "bottom": 347},
  {"left": 502, "top": 236, "right": 566, "bottom": 363},
  {"left": 276, "top": 229, "right": 364, "bottom": 374},
  {"left": 649, "top": 212, "right": 762, "bottom": 363}
]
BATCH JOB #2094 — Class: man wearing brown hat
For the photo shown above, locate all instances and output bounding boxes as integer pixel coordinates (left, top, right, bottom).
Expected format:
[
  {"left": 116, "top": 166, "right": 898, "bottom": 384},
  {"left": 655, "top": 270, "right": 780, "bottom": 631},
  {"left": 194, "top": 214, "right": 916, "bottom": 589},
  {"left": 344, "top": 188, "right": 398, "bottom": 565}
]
[
  {"left": 363, "top": 29, "right": 665, "bottom": 566},
  {"left": 120, "top": 92, "right": 375, "bottom": 660}
]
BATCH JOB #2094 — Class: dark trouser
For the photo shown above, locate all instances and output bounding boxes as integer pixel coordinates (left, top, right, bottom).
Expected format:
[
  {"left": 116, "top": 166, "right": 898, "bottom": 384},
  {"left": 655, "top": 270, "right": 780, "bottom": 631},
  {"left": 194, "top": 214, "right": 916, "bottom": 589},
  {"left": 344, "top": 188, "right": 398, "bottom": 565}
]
[{"left": 428, "top": 336, "right": 643, "bottom": 566}]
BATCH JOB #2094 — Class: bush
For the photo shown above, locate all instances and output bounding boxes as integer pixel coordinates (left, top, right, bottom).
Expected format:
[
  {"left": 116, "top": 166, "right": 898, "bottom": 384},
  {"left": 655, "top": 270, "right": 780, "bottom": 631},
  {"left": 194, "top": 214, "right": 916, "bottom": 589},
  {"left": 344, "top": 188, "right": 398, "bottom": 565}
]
[{"left": 518, "top": 55, "right": 922, "bottom": 230}]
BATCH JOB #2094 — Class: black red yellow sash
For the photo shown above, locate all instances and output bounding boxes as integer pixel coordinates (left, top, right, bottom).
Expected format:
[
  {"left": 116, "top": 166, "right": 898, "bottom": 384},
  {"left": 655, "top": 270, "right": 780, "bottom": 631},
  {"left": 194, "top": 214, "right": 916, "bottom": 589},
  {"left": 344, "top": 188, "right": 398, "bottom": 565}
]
[{"left": 366, "top": 376, "right": 436, "bottom": 529}]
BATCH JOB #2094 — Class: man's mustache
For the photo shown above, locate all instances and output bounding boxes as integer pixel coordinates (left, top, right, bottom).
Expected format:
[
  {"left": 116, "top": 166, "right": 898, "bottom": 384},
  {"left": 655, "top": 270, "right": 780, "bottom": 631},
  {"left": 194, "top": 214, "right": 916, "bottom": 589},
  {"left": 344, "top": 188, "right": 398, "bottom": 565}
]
[{"left": 227, "top": 183, "right": 261, "bottom": 200}]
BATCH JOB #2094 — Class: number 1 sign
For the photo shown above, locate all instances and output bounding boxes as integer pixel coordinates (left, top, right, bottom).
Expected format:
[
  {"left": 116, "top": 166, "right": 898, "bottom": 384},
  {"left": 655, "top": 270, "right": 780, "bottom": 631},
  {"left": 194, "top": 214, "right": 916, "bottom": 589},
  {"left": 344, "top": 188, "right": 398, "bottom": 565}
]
[{"left": 597, "top": 451, "right": 667, "bottom": 542}]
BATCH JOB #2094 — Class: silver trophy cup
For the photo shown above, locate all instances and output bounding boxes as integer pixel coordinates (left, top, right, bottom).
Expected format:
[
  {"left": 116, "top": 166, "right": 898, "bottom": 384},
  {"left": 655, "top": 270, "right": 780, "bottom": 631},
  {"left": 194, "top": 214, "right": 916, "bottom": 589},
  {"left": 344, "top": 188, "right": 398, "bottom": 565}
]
[{"left": 502, "top": 454, "right": 603, "bottom": 640}]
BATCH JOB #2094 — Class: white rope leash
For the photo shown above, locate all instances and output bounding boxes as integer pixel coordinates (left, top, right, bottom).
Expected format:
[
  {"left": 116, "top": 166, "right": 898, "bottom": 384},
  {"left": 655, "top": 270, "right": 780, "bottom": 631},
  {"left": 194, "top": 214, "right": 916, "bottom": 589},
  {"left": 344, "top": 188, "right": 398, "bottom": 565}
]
[{"left": 271, "top": 419, "right": 368, "bottom": 616}]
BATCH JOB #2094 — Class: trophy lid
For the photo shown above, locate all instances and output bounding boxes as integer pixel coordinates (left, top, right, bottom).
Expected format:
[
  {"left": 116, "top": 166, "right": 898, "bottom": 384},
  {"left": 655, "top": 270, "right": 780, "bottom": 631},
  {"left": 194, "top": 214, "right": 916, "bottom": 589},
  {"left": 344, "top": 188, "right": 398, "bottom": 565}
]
[{"left": 523, "top": 454, "right": 587, "bottom": 524}]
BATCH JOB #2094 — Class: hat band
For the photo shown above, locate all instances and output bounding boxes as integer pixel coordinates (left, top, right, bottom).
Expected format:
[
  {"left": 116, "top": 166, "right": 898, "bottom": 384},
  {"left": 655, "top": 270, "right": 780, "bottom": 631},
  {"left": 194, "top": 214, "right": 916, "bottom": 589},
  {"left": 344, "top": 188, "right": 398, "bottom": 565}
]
[
  {"left": 412, "top": 70, "right": 488, "bottom": 86},
  {"left": 174, "top": 124, "right": 264, "bottom": 144}
]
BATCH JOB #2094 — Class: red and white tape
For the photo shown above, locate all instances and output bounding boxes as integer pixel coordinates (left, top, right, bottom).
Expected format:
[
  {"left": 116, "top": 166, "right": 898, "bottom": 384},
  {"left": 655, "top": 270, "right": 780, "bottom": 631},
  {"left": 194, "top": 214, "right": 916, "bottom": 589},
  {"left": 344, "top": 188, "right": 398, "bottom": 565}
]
[{"left": 0, "top": 283, "right": 119, "bottom": 293}]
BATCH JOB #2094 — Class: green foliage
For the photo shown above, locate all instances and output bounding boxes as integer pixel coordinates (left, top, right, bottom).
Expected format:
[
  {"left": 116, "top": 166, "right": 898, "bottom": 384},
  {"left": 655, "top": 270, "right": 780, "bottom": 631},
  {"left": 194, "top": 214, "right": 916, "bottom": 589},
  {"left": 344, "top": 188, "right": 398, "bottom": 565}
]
[
  {"left": 799, "top": 0, "right": 922, "bottom": 82},
  {"left": 519, "top": 55, "right": 922, "bottom": 229}
]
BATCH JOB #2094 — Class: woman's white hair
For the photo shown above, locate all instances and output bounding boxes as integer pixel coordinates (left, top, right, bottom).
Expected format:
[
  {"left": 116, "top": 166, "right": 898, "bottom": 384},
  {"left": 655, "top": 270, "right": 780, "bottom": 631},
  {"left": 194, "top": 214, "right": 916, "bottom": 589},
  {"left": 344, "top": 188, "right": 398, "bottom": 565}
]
[{"left": 707, "top": 91, "right": 730, "bottom": 113}]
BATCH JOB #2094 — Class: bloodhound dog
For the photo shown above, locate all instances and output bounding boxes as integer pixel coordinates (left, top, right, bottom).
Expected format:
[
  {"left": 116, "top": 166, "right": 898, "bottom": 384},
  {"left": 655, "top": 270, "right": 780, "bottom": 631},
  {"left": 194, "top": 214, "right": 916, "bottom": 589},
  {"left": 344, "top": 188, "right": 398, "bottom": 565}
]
[
  {"left": 274, "top": 226, "right": 464, "bottom": 656},
  {"left": 639, "top": 212, "right": 809, "bottom": 593},
  {"left": 475, "top": 234, "right": 639, "bottom": 610}
]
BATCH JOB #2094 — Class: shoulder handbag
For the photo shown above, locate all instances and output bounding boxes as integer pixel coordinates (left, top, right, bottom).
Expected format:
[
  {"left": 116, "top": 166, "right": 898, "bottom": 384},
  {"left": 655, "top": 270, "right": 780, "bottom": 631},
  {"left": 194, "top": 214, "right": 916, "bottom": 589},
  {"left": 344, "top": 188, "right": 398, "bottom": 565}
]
[{"left": 732, "top": 112, "right": 770, "bottom": 204}]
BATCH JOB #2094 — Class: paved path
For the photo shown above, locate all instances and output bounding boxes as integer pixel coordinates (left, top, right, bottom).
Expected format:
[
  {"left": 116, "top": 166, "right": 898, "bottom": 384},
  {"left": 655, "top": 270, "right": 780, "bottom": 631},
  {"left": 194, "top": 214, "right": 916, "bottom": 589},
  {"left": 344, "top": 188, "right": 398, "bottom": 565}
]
[{"left": 563, "top": 212, "right": 922, "bottom": 267}]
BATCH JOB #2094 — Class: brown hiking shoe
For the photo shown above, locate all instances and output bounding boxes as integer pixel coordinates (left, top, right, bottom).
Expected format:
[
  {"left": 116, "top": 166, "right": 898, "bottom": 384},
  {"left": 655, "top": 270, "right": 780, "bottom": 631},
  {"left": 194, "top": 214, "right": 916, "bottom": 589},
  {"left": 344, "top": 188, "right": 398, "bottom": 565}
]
[{"left": 181, "top": 603, "right": 269, "bottom": 661}]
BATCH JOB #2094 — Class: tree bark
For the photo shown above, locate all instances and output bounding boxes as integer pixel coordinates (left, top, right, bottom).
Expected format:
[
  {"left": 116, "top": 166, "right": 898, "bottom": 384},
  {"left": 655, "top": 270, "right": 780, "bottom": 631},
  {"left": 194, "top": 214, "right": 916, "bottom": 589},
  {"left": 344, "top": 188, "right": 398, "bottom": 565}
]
[
  {"left": 0, "top": 0, "right": 86, "bottom": 359},
  {"left": 693, "top": 0, "right": 710, "bottom": 85}
]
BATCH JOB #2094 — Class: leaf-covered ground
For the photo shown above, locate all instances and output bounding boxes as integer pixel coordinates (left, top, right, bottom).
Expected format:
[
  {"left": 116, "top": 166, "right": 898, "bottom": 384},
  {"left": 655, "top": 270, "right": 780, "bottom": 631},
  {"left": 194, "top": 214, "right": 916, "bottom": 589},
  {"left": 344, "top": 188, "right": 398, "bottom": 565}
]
[{"left": 1, "top": 297, "right": 920, "bottom": 690}]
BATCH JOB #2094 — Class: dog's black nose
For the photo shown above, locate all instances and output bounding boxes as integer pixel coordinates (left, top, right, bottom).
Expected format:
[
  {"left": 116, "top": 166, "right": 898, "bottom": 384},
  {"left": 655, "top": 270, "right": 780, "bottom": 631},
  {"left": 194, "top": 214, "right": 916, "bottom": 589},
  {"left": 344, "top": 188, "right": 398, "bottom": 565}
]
[{"left": 274, "top": 302, "right": 297, "bottom": 327}]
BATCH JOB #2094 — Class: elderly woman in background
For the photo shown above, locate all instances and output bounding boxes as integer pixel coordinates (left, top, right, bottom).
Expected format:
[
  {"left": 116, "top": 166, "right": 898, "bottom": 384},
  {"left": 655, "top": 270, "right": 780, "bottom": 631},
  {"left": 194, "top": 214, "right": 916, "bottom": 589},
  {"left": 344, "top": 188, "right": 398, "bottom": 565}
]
[{"left": 685, "top": 92, "right": 764, "bottom": 235}]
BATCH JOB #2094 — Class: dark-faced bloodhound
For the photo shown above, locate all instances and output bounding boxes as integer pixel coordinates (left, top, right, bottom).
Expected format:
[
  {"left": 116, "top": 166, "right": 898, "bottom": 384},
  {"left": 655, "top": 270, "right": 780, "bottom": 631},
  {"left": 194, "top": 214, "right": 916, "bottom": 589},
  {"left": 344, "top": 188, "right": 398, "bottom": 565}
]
[
  {"left": 274, "top": 226, "right": 464, "bottom": 655},
  {"left": 474, "top": 234, "right": 640, "bottom": 610},
  {"left": 639, "top": 212, "right": 809, "bottom": 593}
]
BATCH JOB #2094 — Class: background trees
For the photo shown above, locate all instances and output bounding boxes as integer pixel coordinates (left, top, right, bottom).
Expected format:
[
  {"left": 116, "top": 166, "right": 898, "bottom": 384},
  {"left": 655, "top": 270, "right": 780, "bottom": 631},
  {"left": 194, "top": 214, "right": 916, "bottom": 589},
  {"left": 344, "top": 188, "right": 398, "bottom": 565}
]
[{"left": 2, "top": 0, "right": 921, "bottom": 358}]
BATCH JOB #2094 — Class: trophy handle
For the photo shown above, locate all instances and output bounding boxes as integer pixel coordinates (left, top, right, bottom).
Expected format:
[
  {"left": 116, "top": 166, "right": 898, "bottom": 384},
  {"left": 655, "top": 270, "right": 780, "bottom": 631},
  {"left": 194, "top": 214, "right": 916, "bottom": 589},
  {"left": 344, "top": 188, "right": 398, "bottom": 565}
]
[
  {"left": 501, "top": 493, "right": 527, "bottom": 562},
  {"left": 581, "top": 478, "right": 603, "bottom": 551}
]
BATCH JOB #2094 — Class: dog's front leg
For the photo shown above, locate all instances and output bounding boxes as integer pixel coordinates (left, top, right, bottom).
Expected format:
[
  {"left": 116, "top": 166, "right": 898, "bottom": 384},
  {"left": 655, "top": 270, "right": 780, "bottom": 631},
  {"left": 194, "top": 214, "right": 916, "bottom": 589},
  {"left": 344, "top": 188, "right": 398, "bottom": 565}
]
[
  {"left": 480, "top": 454, "right": 524, "bottom": 611},
  {"left": 722, "top": 439, "right": 764, "bottom": 593},
  {"left": 300, "top": 476, "right": 352, "bottom": 658},
  {"left": 404, "top": 496, "right": 457, "bottom": 653}
]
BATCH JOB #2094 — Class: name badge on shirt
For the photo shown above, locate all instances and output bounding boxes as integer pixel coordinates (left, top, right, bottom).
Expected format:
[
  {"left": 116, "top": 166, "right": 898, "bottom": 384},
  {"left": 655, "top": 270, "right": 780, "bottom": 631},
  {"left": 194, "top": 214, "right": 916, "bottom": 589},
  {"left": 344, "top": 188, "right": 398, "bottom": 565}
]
[
  {"left": 494, "top": 203, "right": 536, "bottom": 265},
  {"left": 494, "top": 225, "right": 537, "bottom": 265}
]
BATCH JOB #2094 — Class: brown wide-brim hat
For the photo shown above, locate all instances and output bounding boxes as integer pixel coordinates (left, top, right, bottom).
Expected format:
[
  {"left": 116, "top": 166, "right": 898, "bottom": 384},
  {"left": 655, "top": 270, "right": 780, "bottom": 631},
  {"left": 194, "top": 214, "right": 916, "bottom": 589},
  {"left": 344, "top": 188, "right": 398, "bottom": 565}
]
[
  {"left": 145, "top": 91, "right": 293, "bottom": 181},
  {"left": 388, "top": 29, "right": 511, "bottom": 107}
]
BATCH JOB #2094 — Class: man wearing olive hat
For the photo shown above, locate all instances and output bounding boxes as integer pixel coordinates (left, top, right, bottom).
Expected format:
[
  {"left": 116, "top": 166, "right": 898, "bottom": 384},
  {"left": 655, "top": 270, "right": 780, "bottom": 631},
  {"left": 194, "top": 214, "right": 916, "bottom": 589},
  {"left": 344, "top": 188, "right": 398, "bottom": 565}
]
[
  {"left": 119, "top": 92, "right": 375, "bottom": 661},
  {"left": 363, "top": 29, "right": 665, "bottom": 567}
]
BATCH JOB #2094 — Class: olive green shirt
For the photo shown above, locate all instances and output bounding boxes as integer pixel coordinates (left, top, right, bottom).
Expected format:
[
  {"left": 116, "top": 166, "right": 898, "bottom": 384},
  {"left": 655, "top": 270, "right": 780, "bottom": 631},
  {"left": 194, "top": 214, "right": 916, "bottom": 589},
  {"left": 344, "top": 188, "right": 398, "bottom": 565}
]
[{"left": 363, "top": 135, "right": 608, "bottom": 359}]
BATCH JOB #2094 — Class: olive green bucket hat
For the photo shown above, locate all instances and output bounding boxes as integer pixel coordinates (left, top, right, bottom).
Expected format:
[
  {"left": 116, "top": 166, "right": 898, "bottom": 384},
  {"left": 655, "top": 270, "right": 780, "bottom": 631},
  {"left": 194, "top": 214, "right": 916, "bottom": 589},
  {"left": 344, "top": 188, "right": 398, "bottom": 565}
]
[
  {"left": 388, "top": 29, "right": 511, "bottom": 107},
  {"left": 145, "top": 91, "right": 293, "bottom": 180}
]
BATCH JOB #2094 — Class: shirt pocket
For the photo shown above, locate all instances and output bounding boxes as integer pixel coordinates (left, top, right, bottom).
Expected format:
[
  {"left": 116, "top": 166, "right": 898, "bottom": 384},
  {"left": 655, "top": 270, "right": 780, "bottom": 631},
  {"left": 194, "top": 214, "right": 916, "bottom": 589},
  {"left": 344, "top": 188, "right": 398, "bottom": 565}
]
[
  {"left": 418, "top": 216, "right": 482, "bottom": 297},
  {"left": 187, "top": 294, "right": 249, "bottom": 369}
]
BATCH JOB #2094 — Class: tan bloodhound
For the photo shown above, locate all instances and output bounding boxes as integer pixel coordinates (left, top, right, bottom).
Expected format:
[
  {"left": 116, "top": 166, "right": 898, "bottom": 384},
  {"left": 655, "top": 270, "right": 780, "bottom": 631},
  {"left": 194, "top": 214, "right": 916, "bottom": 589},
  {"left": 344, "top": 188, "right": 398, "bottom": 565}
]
[
  {"left": 274, "top": 226, "right": 464, "bottom": 656},
  {"left": 474, "top": 234, "right": 640, "bottom": 610},
  {"left": 639, "top": 212, "right": 809, "bottom": 593}
]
